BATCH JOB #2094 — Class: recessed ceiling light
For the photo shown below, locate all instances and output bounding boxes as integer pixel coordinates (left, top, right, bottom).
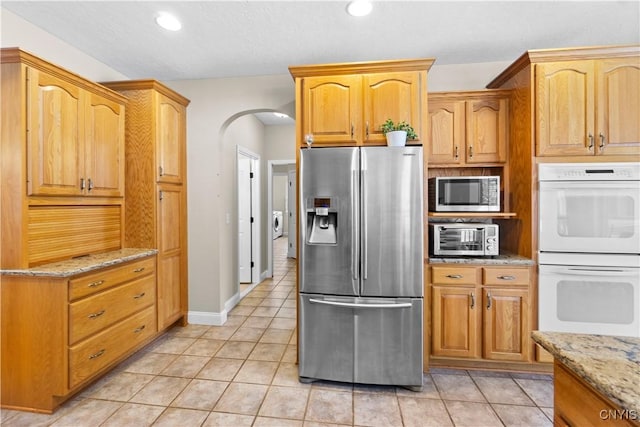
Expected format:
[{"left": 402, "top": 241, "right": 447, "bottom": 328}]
[
  {"left": 346, "top": 1, "right": 372, "bottom": 17},
  {"left": 156, "top": 12, "right": 182, "bottom": 31},
  {"left": 273, "top": 113, "right": 289, "bottom": 118}
]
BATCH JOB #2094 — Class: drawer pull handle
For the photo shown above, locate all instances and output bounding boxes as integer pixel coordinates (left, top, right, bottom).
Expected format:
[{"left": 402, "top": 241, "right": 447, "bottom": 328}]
[
  {"left": 89, "top": 349, "right": 105, "bottom": 360},
  {"left": 133, "top": 267, "right": 145, "bottom": 273},
  {"left": 88, "top": 280, "right": 105, "bottom": 288},
  {"left": 134, "top": 325, "right": 146, "bottom": 334},
  {"left": 87, "top": 310, "right": 105, "bottom": 319},
  {"left": 133, "top": 292, "right": 146, "bottom": 299},
  {"left": 497, "top": 275, "right": 516, "bottom": 280},
  {"left": 446, "top": 274, "right": 463, "bottom": 279}
]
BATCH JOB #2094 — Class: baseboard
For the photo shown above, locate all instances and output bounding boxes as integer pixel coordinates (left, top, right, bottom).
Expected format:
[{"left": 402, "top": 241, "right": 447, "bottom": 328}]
[{"left": 187, "top": 310, "right": 227, "bottom": 326}]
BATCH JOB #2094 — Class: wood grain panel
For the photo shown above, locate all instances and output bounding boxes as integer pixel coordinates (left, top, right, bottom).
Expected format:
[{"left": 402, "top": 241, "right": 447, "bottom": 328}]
[
  {"left": 117, "top": 89, "right": 157, "bottom": 247},
  {"left": 28, "top": 205, "right": 122, "bottom": 265}
]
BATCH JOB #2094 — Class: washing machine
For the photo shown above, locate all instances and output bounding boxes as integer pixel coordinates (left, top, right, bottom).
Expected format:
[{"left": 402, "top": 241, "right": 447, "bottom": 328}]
[{"left": 273, "top": 210, "right": 283, "bottom": 239}]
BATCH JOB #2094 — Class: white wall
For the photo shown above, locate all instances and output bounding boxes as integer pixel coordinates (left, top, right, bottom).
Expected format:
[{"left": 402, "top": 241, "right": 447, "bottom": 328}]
[
  {"left": 2, "top": 6, "right": 520, "bottom": 323},
  {"left": 0, "top": 8, "right": 127, "bottom": 81}
]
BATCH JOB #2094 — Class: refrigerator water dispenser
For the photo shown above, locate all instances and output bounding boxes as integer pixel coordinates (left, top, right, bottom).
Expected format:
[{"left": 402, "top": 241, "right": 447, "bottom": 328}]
[{"left": 306, "top": 198, "right": 337, "bottom": 245}]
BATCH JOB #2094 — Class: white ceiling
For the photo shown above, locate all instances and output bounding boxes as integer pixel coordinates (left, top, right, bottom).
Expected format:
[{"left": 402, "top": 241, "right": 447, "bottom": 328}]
[
  {"left": 3, "top": 1, "right": 639, "bottom": 125},
  {"left": 4, "top": 1, "right": 639, "bottom": 81}
]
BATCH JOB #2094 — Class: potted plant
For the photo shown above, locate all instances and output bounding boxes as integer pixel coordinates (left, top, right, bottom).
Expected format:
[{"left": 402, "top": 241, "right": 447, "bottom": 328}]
[{"left": 380, "top": 119, "right": 417, "bottom": 146}]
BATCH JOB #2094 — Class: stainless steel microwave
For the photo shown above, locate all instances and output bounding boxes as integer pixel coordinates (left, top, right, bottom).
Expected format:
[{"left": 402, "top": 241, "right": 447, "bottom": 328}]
[
  {"left": 428, "top": 176, "right": 500, "bottom": 212},
  {"left": 429, "top": 223, "right": 499, "bottom": 256}
]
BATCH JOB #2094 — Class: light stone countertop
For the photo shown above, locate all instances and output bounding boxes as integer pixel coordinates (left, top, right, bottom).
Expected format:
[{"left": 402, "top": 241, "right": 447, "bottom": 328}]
[
  {"left": 532, "top": 330, "right": 640, "bottom": 414},
  {"left": 428, "top": 253, "right": 534, "bottom": 265},
  {"left": 0, "top": 248, "right": 158, "bottom": 277}
]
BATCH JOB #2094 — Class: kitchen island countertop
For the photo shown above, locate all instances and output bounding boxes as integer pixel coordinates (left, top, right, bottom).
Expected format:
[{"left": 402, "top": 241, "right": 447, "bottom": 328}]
[
  {"left": 428, "top": 253, "right": 534, "bottom": 265},
  {"left": 532, "top": 330, "right": 640, "bottom": 414},
  {"left": 0, "top": 248, "right": 158, "bottom": 277}
]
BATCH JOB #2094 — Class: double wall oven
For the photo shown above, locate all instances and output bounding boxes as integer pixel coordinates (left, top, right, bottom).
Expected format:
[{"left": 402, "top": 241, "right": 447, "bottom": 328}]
[{"left": 538, "top": 163, "right": 640, "bottom": 337}]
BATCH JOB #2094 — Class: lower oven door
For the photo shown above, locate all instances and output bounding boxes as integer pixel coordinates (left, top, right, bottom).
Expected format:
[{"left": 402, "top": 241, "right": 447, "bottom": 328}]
[{"left": 538, "top": 264, "right": 640, "bottom": 337}]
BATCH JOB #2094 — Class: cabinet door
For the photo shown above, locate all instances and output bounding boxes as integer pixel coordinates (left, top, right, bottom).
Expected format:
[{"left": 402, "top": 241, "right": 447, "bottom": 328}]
[
  {"left": 157, "top": 185, "right": 185, "bottom": 329},
  {"left": 302, "top": 75, "right": 360, "bottom": 146},
  {"left": 482, "top": 288, "right": 530, "bottom": 362},
  {"left": 431, "top": 285, "right": 480, "bottom": 358},
  {"left": 27, "top": 68, "right": 84, "bottom": 196},
  {"left": 596, "top": 57, "right": 640, "bottom": 156},
  {"left": 466, "top": 96, "right": 508, "bottom": 164},
  {"left": 427, "top": 100, "right": 465, "bottom": 165},
  {"left": 84, "top": 92, "right": 124, "bottom": 197},
  {"left": 363, "top": 72, "right": 422, "bottom": 145},
  {"left": 156, "top": 92, "right": 186, "bottom": 184},
  {"left": 536, "top": 61, "right": 596, "bottom": 156}
]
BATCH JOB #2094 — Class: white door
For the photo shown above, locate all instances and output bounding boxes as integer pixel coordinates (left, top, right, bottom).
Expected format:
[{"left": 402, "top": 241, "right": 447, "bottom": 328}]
[
  {"left": 238, "top": 156, "right": 252, "bottom": 283},
  {"left": 288, "top": 169, "right": 297, "bottom": 258}
]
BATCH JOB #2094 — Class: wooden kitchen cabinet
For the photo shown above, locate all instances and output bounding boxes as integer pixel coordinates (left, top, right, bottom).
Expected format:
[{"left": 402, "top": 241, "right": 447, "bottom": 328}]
[
  {"left": 430, "top": 264, "right": 532, "bottom": 365},
  {"left": 536, "top": 57, "right": 640, "bottom": 157},
  {"left": 428, "top": 90, "right": 509, "bottom": 165},
  {"left": 26, "top": 66, "right": 124, "bottom": 197},
  {"left": 1, "top": 255, "right": 157, "bottom": 413},
  {"left": 101, "top": 80, "right": 190, "bottom": 331},
  {"left": 290, "top": 59, "right": 434, "bottom": 147}
]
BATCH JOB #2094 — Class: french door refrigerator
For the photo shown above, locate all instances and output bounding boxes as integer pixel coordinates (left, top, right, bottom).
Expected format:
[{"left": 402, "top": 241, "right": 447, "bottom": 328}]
[{"left": 298, "top": 146, "right": 423, "bottom": 390}]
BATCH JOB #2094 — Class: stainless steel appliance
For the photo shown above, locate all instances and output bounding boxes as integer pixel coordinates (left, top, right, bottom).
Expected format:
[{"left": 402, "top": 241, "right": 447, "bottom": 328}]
[
  {"left": 299, "top": 146, "right": 423, "bottom": 390},
  {"left": 428, "top": 176, "right": 500, "bottom": 212},
  {"left": 429, "top": 223, "right": 499, "bottom": 256},
  {"left": 538, "top": 162, "right": 640, "bottom": 337}
]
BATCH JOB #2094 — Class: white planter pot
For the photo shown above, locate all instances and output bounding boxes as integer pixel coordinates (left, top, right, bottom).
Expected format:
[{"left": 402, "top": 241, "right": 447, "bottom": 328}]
[{"left": 385, "top": 130, "right": 407, "bottom": 147}]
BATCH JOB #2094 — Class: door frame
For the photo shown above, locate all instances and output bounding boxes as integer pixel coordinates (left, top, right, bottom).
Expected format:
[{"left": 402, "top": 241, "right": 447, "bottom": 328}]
[
  {"left": 237, "top": 146, "right": 261, "bottom": 296},
  {"left": 267, "top": 159, "right": 295, "bottom": 278}
]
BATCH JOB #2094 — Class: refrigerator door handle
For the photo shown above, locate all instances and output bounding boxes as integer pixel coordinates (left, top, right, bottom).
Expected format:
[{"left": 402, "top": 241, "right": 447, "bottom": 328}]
[
  {"left": 309, "top": 298, "right": 412, "bottom": 309},
  {"left": 351, "top": 169, "right": 359, "bottom": 282},
  {"left": 361, "top": 168, "right": 368, "bottom": 281}
]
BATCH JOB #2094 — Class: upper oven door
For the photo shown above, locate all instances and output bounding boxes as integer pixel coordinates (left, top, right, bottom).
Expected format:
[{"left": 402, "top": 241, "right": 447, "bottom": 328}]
[{"left": 539, "top": 180, "right": 640, "bottom": 254}]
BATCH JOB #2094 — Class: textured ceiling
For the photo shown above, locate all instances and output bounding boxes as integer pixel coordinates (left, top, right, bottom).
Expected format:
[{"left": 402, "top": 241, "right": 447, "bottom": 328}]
[{"left": 3, "top": 1, "right": 640, "bottom": 82}]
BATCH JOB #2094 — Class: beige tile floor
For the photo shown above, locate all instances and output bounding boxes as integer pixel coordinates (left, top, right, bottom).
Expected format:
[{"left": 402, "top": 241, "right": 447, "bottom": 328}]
[{"left": 1, "top": 237, "right": 554, "bottom": 426}]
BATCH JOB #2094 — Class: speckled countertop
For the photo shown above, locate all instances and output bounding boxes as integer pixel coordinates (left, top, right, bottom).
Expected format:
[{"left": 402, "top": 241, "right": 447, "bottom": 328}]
[
  {"left": 429, "top": 253, "right": 534, "bottom": 265},
  {"left": 0, "top": 248, "right": 157, "bottom": 277},
  {"left": 532, "top": 331, "right": 640, "bottom": 413}
]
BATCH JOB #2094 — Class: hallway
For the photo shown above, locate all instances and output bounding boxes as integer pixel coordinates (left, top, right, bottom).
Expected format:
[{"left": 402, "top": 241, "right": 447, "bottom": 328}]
[{"left": 2, "top": 237, "right": 553, "bottom": 426}]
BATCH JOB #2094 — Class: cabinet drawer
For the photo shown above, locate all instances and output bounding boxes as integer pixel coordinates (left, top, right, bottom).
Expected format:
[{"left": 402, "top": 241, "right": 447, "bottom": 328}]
[
  {"left": 431, "top": 266, "right": 480, "bottom": 285},
  {"left": 69, "top": 306, "right": 156, "bottom": 389},
  {"left": 69, "top": 275, "right": 155, "bottom": 344},
  {"left": 69, "top": 257, "right": 155, "bottom": 301},
  {"left": 483, "top": 267, "right": 530, "bottom": 286}
]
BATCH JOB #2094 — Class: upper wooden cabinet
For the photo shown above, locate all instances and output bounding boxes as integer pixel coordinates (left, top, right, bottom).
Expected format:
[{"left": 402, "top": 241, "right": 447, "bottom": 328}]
[
  {"left": 22, "top": 60, "right": 125, "bottom": 197},
  {"left": 488, "top": 45, "right": 640, "bottom": 159},
  {"left": 290, "top": 59, "right": 434, "bottom": 147},
  {"left": 156, "top": 92, "right": 187, "bottom": 184},
  {"left": 428, "top": 90, "right": 509, "bottom": 165},
  {"left": 536, "top": 57, "right": 640, "bottom": 157}
]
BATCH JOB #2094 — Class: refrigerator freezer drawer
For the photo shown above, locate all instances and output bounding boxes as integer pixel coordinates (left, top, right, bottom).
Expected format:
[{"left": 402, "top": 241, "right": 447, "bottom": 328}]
[{"left": 299, "top": 294, "right": 423, "bottom": 388}]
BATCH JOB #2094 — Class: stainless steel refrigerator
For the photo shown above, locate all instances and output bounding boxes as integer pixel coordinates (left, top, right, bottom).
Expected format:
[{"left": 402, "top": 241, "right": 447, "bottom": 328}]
[{"left": 298, "top": 146, "right": 423, "bottom": 390}]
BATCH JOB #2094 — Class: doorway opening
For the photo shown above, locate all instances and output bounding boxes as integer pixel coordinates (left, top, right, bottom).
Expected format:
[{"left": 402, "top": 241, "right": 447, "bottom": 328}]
[{"left": 267, "top": 160, "right": 296, "bottom": 279}]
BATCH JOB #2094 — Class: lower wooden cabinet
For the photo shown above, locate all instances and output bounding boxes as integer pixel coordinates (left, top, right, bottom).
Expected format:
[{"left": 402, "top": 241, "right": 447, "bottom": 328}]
[
  {"left": 430, "top": 264, "right": 532, "bottom": 364},
  {"left": 1, "top": 255, "right": 158, "bottom": 413}
]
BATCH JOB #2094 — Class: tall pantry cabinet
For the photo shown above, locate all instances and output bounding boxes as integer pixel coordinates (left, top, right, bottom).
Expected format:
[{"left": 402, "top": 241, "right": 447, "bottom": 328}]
[{"left": 102, "top": 80, "right": 190, "bottom": 331}]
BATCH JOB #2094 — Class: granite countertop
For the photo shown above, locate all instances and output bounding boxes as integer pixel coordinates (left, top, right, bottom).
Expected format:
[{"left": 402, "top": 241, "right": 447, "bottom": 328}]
[
  {"left": 532, "top": 331, "right": 640, "bottom": 414},
  {"left": 429, "top": 253, "right": 534, "bottom": 265},
  {"left": 0, "top": 248, "right": 158, "bottom": 278}
]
